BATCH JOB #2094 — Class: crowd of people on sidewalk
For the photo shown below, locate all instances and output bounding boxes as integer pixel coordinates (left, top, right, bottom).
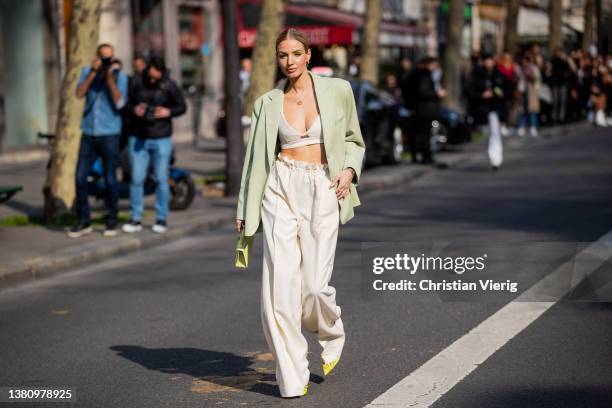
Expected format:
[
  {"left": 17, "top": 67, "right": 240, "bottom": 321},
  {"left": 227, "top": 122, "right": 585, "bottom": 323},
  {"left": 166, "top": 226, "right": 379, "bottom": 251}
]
[
  {"left": 68, "top": 43, "right": 187, "bottom": 239},
  {"left": 380, "top": 44, "right": 612, "bottom": 170},
  {"left": 467, "top": 45, "right": 612, "bottom": 134}
]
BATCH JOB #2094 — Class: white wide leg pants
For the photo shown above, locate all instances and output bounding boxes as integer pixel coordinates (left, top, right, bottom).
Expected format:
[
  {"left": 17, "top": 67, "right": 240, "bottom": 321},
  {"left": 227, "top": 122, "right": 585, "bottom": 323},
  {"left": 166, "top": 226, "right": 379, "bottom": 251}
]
[
  {"left": 487, "top": 111, "right": 503, "bottom": 167},
  {"left": 260, "top": 154, "right": 345, "bottom": 397}
]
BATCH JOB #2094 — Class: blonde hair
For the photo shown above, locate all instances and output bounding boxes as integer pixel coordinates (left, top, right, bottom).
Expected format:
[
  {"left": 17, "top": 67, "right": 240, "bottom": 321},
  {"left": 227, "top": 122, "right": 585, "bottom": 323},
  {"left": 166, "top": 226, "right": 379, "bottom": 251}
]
[{"left": 275, "top": 28, "right": 310, "bottom": 54}]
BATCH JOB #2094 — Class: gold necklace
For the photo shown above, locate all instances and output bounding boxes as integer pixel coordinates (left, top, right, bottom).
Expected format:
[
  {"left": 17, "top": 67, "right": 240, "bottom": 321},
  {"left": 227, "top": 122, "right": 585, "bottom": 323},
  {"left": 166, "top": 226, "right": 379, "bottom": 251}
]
[{"left": 291, "top": 87, "right": 305, "bottom": 106}]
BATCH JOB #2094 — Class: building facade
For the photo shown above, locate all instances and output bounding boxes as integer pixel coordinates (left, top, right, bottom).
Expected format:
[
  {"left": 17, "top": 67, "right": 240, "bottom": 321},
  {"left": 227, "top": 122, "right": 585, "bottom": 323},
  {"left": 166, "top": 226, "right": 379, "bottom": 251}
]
[
  {"left": 0, "top": 0, "right": 221, "bottom": 154},
  {"left": 0, "top": 0, "right": 602, "bottom": 155}
]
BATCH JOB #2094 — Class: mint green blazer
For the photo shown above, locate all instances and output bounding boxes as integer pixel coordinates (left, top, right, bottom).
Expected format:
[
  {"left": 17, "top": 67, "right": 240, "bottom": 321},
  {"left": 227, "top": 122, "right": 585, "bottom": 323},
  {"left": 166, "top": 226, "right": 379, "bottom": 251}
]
[{"left": 236, "top": 71, "right": 365, "bottom": 237}]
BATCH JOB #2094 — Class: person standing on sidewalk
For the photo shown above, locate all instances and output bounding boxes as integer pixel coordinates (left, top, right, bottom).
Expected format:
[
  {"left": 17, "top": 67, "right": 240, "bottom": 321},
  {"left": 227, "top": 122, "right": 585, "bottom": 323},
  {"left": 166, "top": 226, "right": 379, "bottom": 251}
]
[
  {"left": 550, "top": 48, "right": 572, "bottom": 125},
  {"left": 69, "top": 43, "right": 128, "bottom": 238},
  {"left": 413, "top": 57, "right": 446, "bottom": 165},
  {"left": 122, "top": 57, "right": 186, "bottom": 234},
  {"left": 516, "top": 53, "right": 542, "bottom": 137},
  {"left": 469, "top": 54, "right": 511, "bottom": 171},
  {"left": 496, "top": 52, "right": 518, "bottom": 136},
  {"left": 235, "top": 28, "right": 365, "bottom": 398},
  {"left": 400, "top": 62, "right": 419, "bottom": 163}
]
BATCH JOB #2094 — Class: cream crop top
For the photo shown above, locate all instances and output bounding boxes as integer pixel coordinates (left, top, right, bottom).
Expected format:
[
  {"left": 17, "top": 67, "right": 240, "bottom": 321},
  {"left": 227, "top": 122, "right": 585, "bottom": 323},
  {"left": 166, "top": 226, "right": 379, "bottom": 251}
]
[{"left": 278, "top": 97, "right": 323, "bottom": 149}]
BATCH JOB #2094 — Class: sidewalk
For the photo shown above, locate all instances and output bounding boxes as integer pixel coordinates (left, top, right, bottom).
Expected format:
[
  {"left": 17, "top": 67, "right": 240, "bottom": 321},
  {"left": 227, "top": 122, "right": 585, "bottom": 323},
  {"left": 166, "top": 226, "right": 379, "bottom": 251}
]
[{"left": 0, "top": 123, "right": 587, "bottom": 287}]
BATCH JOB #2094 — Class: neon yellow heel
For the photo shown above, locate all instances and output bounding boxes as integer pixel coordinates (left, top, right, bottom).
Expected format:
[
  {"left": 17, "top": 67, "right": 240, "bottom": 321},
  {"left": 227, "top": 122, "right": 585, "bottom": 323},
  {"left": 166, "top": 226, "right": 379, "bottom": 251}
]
[
  {"left": 303, "top": 385, "right": 309, "bottom": 396},
  {"left": 322, "top": 357, "right": 340, "bottom": 376}
]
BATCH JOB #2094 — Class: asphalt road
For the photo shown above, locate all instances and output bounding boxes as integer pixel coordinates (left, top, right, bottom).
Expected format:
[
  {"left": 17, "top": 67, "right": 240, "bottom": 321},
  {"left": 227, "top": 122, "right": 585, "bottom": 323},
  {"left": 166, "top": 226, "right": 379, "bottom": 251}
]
[{"left": 1, "top": 125, "right": 611, "bottom": 408}]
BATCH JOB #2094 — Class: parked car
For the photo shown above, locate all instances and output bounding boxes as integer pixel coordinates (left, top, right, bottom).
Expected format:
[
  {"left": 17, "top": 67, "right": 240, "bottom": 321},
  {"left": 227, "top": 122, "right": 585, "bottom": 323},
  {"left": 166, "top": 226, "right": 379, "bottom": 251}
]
[
  {"left": 429, "top": 107, "right": 472, "bottom": 153},
  {"left": 348, "top": 79, "right": 470, "bottom": 167},
  {"left": 349, "top": 79, "right": 405, "bottom": 167},
  {"left": 37, "top": 133, "right": 196, "bottom": 211}
]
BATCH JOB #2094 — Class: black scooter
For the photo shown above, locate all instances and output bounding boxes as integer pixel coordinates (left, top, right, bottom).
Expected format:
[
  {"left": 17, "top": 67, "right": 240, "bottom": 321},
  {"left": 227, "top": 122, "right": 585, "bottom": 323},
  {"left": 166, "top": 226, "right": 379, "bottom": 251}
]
[{"left": 39, "top": 133, "right": 196, "bottom": 210}]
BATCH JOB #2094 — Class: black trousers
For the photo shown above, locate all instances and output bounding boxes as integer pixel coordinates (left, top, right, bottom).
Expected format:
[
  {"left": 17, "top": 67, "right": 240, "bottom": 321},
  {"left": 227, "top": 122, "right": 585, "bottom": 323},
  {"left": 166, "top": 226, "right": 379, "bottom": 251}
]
[{"left": 415, "top": 115, "right": 434, "bottom": 163}]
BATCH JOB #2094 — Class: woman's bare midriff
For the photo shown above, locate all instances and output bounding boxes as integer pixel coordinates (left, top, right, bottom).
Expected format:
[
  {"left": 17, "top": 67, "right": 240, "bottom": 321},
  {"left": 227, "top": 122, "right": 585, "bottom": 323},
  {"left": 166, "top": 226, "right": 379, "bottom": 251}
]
[{"left": 280, "top": 143, "right": 327, "bottom": 164}]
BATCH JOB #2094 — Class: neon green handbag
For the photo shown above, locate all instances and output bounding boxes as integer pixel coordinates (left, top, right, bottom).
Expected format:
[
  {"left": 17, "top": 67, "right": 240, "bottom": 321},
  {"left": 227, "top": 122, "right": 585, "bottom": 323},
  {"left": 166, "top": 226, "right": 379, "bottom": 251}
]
[{"left": 235, "top": 232, "right": 254, "bottom": 268}]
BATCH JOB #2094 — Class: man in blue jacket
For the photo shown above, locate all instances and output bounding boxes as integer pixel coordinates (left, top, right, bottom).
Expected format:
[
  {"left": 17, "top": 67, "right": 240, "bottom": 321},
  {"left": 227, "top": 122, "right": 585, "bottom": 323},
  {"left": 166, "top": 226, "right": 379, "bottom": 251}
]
[{"left": 69, "top": 43, "right": 128, "bottom": 238}]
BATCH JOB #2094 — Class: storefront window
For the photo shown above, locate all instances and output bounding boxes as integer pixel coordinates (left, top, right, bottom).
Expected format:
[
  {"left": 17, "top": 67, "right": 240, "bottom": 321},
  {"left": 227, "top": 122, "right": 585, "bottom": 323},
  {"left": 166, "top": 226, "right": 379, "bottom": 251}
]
[
  {"left": 178, "top": 4, "right": 206, "bottom": 93},
  {"left": 132, "top": 0, "right": 165, "bottom": 58}
]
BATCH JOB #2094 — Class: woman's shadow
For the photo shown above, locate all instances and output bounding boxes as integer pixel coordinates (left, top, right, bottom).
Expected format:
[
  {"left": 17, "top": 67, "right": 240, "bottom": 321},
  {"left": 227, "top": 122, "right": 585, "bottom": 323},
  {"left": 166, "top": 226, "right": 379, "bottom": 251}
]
[{"left": 110, "top": 345, "right": 323, "bottom": 398}]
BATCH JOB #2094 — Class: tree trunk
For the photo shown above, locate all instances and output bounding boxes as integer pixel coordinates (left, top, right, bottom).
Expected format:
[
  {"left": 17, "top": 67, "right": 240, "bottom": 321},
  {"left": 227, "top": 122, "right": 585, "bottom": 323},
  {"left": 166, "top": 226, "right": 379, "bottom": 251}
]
[
  {"left": 504, "top": 0, "right": 520, "bottom": 55},
  {"left": 222, "top": 0, "right": 242, "bottom": 197},
  {"left": 582, "top": 0, "right": 594, "bottom": 52},
  {"left": 595, "top": 0, "right": 603, "bottom": 55},
  {"left": 242, "top": 0, "right": 286, "bottom": 117},
  {"left": 442, "top": 0, "right": 463, "bottom": 110},
  {"left": 44, "top": 0, "right": 101, "bottom": 221},
  {"left": 360, "top": 0, "right": 382, "bottom": 84},
  {"left": 549, "top": 0, "right": 563, "bottom": 51}
]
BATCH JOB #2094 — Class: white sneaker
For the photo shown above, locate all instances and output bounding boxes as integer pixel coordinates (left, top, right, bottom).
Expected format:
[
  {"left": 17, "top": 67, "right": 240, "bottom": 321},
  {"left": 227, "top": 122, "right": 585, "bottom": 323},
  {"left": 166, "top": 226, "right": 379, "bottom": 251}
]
[
  {"left": 501, "top": 125, "right": 510, "bottom": 137},
  {"left": 517, "top": 127, "right": 526, "bottom": 137},
  {"left": 67, "top": 223, "right": 93, "bottom": 238},
  {"left": 529, "top": 127, "right": 539, "bottom": 137},
  {"left": 122, "top": 221, "right": 143, "bottom": 233},
  {"left": 103, "top": 224, "right": 119, "bottom": 237},
  {"left": 595, "top": 110, "right": 609, "bottom": 127},
  {"left": 152, "top": 220, "right": 167, "bottom": 234}
]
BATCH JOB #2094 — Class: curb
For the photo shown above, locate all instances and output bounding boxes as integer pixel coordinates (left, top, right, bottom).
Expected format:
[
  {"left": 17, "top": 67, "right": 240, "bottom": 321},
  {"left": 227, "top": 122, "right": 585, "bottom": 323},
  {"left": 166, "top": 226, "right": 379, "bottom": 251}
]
[
  {"left": 0, "top": 211, "right": 235, "bottom": 288},
  {"left": 0, "top": 122, "right": 587, "bottom": 289}
]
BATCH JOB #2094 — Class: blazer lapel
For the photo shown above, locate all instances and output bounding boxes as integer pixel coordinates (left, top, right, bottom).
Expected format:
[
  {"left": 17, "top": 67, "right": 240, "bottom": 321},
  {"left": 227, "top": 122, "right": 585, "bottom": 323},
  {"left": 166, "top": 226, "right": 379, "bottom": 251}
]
[
  {"left": 310, "top": 72, "right": 331, "bottom": 153},
  {"left": 265, "top": 82, "right": 285, "bottom": 166}
]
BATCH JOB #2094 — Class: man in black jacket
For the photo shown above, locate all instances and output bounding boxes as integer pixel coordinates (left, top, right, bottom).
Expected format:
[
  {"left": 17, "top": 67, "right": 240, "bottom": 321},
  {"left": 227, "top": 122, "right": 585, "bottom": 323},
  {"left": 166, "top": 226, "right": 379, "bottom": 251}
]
[
  {"left": 412, "top": 57, "right": 446, "bottom": 164},
  {"left": 122, "top": 56, "right": 187, "bottom": 234},
  {"left": 468, "top": 54, "right": 510, "bottom": 171},
  {"left": 550, "top": 48, "right": 572, "bottom": 124}
]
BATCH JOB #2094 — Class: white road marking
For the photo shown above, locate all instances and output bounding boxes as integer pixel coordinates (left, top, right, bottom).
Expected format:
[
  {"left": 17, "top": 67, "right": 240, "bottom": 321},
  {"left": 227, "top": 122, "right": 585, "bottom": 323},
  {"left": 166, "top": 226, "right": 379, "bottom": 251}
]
[{"left": 365, "top": 232, "right": 612, "bottom": 407}]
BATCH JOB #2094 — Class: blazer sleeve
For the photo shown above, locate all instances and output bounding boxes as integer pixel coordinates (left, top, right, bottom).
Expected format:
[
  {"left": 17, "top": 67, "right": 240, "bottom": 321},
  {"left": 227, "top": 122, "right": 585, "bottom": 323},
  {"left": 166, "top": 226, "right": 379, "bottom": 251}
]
[
  {"left": 236, "top": 97, "right": 264, "bottom": 220},
  {"left": 342, "top": 81, "right": 365, "bottom": 185}
]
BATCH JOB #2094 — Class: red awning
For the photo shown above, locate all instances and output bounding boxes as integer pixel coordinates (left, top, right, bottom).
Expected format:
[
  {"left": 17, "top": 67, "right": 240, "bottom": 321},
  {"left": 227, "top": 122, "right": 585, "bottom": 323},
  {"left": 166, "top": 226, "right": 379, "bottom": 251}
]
[
  {"left": 236, "top": 1, "right": 428, "bottom": 48},
  {"left": 285, "top": 3, "right": 428, "bottom": 34},
  {"left": 239, "top": 26, "right": 354, "bottom": 48}
]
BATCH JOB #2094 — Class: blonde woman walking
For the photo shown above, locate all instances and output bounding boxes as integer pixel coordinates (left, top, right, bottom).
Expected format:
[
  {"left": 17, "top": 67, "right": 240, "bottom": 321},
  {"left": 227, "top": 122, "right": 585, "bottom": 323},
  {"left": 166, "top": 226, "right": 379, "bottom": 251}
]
[{"left": 235, "top": 28, "right": 365, "bottom": 398}]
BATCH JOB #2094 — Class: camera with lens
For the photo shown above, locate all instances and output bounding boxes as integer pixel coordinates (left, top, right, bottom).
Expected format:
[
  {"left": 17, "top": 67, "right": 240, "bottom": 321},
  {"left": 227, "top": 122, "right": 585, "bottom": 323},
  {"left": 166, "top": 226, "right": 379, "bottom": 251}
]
[
  {"left": 99, "top": 57, "right": 113, "bottom": 75},
  {"left": 144, "top": 105, "right": 157, "bottom": 124}
]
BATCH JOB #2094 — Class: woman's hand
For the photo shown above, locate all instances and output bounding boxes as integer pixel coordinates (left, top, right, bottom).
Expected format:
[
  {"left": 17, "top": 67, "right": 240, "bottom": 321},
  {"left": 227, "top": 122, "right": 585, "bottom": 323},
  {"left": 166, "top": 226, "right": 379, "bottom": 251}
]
[
  {"left": 236, "top": 219, "right": 244, "bottom": 233},
  {"left": 330, "top": 168, "right": 354, "bottom": 200}
]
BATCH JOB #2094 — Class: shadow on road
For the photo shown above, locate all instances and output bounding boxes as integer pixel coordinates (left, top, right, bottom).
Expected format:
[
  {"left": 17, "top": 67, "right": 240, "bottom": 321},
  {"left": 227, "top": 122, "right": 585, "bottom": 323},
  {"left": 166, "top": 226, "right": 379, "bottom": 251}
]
[{"left": 110, "top": 345, "right": 324, "bottom": 398}]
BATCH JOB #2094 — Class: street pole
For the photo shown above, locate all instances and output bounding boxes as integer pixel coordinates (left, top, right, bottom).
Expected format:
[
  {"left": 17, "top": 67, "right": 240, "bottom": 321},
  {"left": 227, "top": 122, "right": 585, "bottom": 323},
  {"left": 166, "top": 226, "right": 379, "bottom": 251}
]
[
  {"left": 582, "top": 0, "right": 595, "bottom": 53},
  {"left": 221, "top": 0, "right": 243, "bottom": 196},
  {"left": 442, "top": 0, "right": 463, "bottom": 111},
  {"left": 595, "top": 0, "right": 603, "bottom": 55},
  {"left": 549, "top": 0, "right": 563, "bottom": 52},
  {"left": 360, "top": 0, "right": 382, "bottom": 84},
  {"left": 504, "top": 0, "right": 520, "bottom": 56}
]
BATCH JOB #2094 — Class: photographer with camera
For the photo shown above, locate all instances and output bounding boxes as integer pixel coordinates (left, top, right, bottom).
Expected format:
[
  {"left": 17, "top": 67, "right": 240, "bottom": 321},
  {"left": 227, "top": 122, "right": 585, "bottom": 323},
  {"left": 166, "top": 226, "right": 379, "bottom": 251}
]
[
  {"left": 122, "top": 56, "right": 186, "bottom": 234},
  {"left": 69, "top": 43, "right": 128, "bottom": 238}
]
